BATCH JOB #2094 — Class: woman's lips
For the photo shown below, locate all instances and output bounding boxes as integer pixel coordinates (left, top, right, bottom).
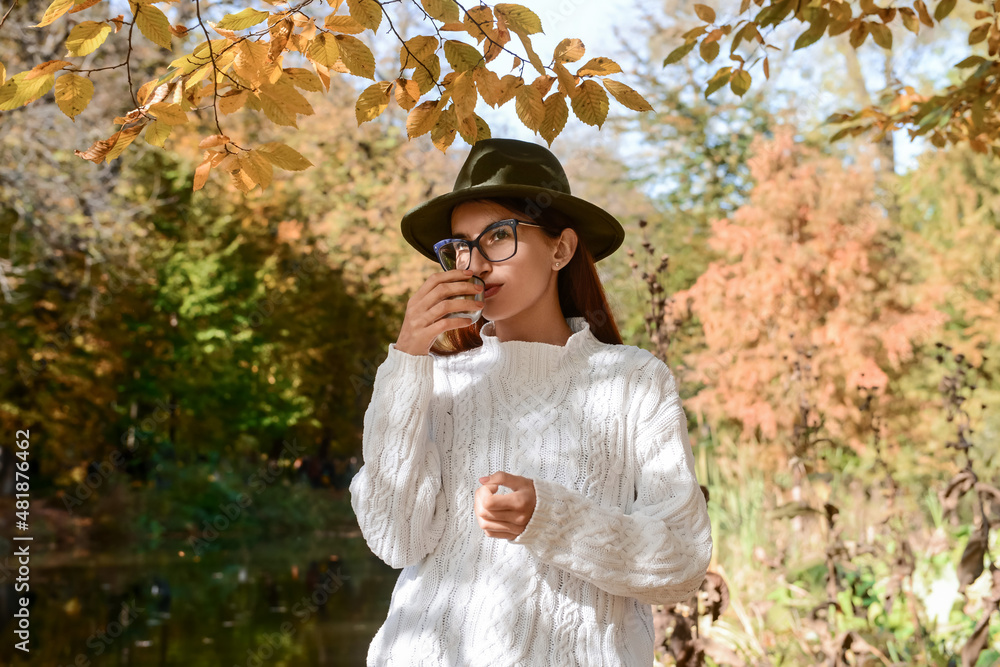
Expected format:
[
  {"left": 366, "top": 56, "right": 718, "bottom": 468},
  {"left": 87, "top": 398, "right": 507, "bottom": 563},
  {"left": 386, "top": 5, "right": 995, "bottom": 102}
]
[{"left": 484, "top": 284, "right": 502, "bottom": 298}]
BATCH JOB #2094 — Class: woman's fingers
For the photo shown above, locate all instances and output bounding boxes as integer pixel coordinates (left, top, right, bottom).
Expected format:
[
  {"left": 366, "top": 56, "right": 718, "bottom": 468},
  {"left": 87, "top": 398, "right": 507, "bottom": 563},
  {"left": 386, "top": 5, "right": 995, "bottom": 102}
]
[
  {"left": 474, "top": 471, "right": 536, "bottom": 539},
  {"left": 482, "top": 491, "right": 527, "bottom": 511},
  {"left": 477, "top": 518, "right": 523, "bottom": 539},
  {"left": 477, "top": 508, "right": 530, "bottom": 524}
]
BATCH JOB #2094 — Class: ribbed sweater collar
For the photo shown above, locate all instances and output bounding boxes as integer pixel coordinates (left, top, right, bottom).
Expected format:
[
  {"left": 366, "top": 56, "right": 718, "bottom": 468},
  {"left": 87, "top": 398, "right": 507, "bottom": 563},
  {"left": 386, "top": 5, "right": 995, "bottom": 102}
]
[{"left": 476, "top": 316, "right": 602, "bottom": 375}]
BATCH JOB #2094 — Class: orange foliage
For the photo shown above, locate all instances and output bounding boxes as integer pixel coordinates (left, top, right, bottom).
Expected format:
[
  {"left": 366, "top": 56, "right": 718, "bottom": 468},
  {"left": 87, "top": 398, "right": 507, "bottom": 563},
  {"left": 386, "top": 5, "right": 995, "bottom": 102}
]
[{"left": 673, "top": 127, "right": 948, "bottom": 450}]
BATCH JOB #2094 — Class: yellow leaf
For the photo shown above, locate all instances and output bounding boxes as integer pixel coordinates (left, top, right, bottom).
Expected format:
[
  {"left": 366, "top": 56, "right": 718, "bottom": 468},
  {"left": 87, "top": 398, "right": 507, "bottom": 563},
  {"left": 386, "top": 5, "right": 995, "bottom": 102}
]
[
  {"left": 216, "top": 8, "right": 269, "bottom": 31},
  {"left": 451, "top": 71, "right": 478, "bottom": 135},
  {"left": 218, "top": 90, "right": 248, "bottom": 114},
  {"left": 71, "top": 0, "right": 102, "bottom": 15},
  {"left": 457, "top": 112, "right": 490, "bottom": 145},
  {"left": 444, "top": 40, "right": 483, "bottom": 72},
  {"left": 259, "top": 92, "right": 298, "bottom": 126},
  {"left": 431, "top": 106, "right": 457, "bottom": 152},
  {"left": 494, "top": 4, "right": 542, "bottom": 34},
  {"left": 26, "top": 60, "right": 73, "bottom": 79},
  {"left": 356, "top": 80, "right": 393, "bottom": 124},
  {"left": 530, "top": 74, "right": 555, "bottom": 97},
  {"left": 284, "top": 68, "right": 323, "bottom": 91},
  {"left": 0, "top": 72, "right": 56, "bottom": 110},
  {"left": 268, "top": 19, "right": 293, "bottom": 62},
  {"left": 421, "top": 0, "right": 460, "bottom": 23},
  {"left": 240, "top": 150, "right": 273, "bottom": 190},
  {"left": 35, "top": 0, "right": 74, "bottom": 27},
  {"left": 335, "top": 34, "right": 375, "bottom": 79},
  {"left": 135, "top": 3, "right": 172, "bottom": 50},
  {"left": 553, "top": 62, "right": 577, "bottom": 98},
  {"left": 463, "top": 5, "right": 494, "bottom": 42},
  {"left": 495, "top": 73, "right": 522, "bottom": 105},
  {"left": 514, "top": 84, "right": 544, "bottom": 131},
  {"left": 260, "top": 78, "right": 313, "bottom": 116},
  {"left": 394, "top": 77, "right": 420, "bottom": 110},
  {"left": 103, "top": 123, "right": 145, "bottom": 162},
  {"left": 147, "top": 101, "right": 189, "bottom": 125},
  {"left": 199, "top": 134, "right": 231, "bottom": 149},
  {"left": 0, "top": 62, "right": 5, "bottom": 86},
  {"left": 307, "top": 33, "right": 341, "bottom": 67},
  {"left": 347, "top": 0, "right": 381, "bottom": 31},
  {"left": 729, "top": 69, "right": 751, "bottom": 96},
  {"left": 54, "top": 72, "right": 94, "bottom": 119},
  {"left": 694, "top": 3, "right": 716, "bottom": 23},
  {"left": 473, "top": 66, "right": 502, "bottom": 106},
  {"left": 145, "top": 120, "right": 172, "bottom": 146},
  {"left": 136, "top": 79, "right": 170, "bottom": 106},
  {"left": 576, "top": 57, "right": 622, "bottom": 76},
  {"left": 602, "top": 79, "right": 653, "bottom": 111},
  {"left": 230, "top": 167, "right": 254, "bottom": 193},
  {"left": 554, "top": 38, "right": 584, "bottom": 63},
  {"left": 234, "top": 39, "right": 273, "bottom": 85},
  {"left": 413, "top": 53, "right": 441, "bottom": 94},
  {"left": 65, "top": 21, "right": 113, "bottom": 57},
  {"left": 569, "top": 79, "right": 608, "bottom": 128},
  {"left": 325, "top": 14, "right": 366, "bottom": 33},
  {"left": 539, "top": 92, "right": 567, "bottom": 146},
  {"left": 193, "top": 159, "right": 213, "bottom": 191},
  {"left": 513, "top": 31, "right": 546, "bottom": 76},
  {"left": 407, "top": 98, "right": 444, "bottom": 138},
  {"left": 400, "top": 35, "right": 438, "bottom": 68},
  {"left": 257, "top": 142, "right": 313, "bottom": 170}
]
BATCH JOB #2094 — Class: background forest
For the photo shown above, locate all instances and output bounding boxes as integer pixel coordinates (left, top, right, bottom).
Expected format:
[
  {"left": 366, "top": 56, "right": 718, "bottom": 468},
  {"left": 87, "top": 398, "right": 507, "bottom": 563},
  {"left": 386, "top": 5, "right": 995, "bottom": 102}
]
[{"left": 1, "top": 0, "right": 998, "bottom": 665}]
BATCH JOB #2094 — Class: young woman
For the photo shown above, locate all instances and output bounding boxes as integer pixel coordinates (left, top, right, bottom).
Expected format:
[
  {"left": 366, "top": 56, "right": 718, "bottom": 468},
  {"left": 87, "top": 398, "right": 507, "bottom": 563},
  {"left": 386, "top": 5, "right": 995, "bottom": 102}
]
[{"left": 350, "top": 138, "right": 712, "bottom": 666}]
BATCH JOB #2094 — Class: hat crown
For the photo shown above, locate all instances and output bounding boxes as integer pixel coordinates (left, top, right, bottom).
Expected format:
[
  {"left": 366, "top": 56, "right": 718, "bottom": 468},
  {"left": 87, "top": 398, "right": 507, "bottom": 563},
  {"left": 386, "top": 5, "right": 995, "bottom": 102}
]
[{"left": 454, "top": 138, "right": 571, "bottom": 195}]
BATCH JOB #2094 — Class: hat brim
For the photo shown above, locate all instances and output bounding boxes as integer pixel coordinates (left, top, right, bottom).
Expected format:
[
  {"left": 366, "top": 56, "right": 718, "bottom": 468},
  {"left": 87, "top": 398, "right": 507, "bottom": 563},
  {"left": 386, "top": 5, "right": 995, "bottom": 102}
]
[{"left": 400, "top": 184, "right": 625, "bottom": 264}]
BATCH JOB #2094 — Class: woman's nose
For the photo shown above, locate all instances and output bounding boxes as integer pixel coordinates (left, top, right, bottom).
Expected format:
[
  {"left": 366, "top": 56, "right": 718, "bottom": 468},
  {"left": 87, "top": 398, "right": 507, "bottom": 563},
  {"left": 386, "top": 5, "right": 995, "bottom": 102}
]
[{"left": 468, "top": 246, "right": 491, "bottom": 273}]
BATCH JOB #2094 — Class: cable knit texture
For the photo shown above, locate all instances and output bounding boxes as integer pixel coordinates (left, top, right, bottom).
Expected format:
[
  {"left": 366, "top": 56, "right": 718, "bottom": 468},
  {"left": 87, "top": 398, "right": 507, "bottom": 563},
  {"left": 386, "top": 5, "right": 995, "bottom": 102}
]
[{"left": 349, "top": 316, "right": 713, "bottom": 666}]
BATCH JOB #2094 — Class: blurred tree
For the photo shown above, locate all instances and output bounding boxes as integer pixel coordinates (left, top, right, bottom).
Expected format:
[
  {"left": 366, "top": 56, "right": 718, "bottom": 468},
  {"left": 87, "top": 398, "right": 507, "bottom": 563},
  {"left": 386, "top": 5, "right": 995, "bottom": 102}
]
[{"left": 671, "top": 126, "right": 949, "bottom": 452}]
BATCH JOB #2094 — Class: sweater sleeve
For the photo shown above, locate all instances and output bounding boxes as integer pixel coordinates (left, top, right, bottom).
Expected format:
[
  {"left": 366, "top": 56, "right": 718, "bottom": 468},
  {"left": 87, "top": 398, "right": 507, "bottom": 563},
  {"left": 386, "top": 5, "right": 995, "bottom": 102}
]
[
  {"left": 348, "top": 343, "right": 448, "bottom": 569},
  {"left": 511, "top": 358, "right": 713, "bottom": 605}
]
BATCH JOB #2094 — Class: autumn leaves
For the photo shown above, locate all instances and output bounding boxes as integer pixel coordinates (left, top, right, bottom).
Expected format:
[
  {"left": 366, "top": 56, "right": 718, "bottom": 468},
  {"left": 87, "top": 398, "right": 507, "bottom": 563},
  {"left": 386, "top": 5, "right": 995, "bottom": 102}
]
[
  {"left": 392, "top": 5, "right": 653, "bottom": 152},
  {"left": 2, "top": 0, "right": 654, "bottom": 193}
]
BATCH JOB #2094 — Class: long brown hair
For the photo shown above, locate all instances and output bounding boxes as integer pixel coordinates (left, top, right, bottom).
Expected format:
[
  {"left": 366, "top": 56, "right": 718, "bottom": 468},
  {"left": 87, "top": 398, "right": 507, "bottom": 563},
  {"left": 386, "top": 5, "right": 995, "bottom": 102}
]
[{"left": 429, "top": 196, "right": 623, "bottom": 356}]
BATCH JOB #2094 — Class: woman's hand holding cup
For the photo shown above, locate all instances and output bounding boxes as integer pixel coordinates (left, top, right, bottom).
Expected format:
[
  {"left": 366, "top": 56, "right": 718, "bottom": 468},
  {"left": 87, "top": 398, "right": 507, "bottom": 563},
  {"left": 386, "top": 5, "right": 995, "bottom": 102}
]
[{"left": 394, "top": 269, "right": 484, "bottom": 356}]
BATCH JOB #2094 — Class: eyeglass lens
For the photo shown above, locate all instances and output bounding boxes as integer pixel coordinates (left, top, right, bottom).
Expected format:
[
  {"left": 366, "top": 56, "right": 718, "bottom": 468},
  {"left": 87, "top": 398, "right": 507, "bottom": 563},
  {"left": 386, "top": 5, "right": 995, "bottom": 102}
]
[{"left": 438, "top": 221, "right": 517, "bottom": 270}]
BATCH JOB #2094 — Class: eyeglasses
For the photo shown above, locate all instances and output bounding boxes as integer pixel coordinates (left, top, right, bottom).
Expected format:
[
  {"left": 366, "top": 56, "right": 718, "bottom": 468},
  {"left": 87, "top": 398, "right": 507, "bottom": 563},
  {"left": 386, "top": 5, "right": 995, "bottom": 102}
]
[{"left": 433, "top": 218, "right": 545, "bottom": 271}]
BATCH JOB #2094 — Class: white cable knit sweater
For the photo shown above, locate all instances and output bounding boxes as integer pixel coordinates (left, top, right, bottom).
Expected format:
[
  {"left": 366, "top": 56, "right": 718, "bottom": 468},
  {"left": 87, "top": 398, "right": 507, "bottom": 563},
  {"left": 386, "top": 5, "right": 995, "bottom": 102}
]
[{"left": 350, "top": 316, "right": 713, "bottom": 666}]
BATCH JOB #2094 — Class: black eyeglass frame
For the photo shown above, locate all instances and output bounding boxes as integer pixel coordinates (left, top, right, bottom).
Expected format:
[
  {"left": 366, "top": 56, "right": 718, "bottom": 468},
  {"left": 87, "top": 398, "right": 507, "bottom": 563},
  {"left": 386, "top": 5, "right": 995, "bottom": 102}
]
[{"left": 433, "top": 218, "right": 545, "bottom": 271}]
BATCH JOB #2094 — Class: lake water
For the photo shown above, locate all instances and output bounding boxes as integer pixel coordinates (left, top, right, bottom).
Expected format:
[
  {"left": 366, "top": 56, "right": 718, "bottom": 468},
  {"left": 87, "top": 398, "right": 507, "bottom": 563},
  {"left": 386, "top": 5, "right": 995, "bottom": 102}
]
[{"left": 0, "top": 534, "right": 399, "bottom": 665}]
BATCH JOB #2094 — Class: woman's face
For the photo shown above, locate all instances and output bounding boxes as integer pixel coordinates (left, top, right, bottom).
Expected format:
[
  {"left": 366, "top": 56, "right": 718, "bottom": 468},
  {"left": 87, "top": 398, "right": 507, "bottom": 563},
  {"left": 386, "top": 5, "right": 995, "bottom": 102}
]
[{"left": 449, "top": 200, "right": 570, "bottom": 324}]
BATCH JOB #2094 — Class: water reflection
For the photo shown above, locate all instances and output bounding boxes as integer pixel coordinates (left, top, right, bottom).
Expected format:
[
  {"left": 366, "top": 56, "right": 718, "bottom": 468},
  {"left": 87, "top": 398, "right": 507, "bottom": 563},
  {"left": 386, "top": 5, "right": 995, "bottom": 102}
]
[{"left": 0, "top": 535, "right": 396, "bottom": 665}]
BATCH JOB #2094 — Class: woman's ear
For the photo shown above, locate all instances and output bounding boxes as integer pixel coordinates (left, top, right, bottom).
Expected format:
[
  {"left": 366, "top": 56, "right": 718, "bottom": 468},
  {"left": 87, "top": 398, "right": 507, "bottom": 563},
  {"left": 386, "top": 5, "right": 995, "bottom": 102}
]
[{"left": 555, "top": 227, "right": 578, "bottom": 265}]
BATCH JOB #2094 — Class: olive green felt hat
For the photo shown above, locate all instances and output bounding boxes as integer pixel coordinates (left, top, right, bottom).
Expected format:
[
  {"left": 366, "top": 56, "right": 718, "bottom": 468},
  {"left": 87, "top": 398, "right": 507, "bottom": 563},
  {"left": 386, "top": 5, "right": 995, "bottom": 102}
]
[{"left": 400, "top": 138, "right": 625, "bottom": 263}]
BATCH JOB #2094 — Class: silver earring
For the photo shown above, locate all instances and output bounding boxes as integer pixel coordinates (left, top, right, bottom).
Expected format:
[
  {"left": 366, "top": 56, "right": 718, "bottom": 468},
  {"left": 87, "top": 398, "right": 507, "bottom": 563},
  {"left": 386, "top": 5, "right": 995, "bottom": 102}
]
[{"left": 555, "top": 262, "right": 560, "bottom": 268}]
